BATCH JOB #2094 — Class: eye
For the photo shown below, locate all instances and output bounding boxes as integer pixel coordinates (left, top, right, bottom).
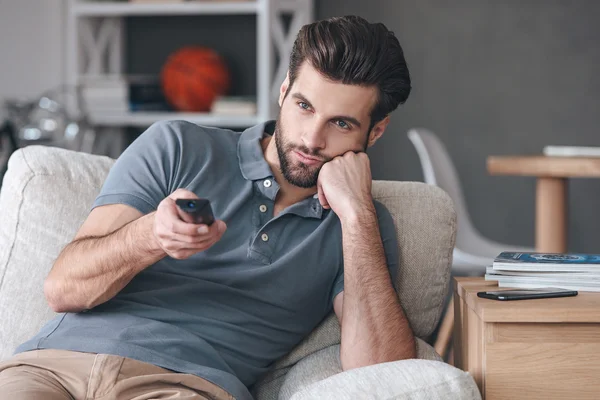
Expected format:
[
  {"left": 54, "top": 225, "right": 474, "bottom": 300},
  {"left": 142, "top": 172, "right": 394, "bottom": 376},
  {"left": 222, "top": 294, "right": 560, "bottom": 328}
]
[
  {"left": 298, "top": 102, "right": 311, "bottom": 111},
  {"left": 335, "top": 120, "right": 351, "bottom": 130}
]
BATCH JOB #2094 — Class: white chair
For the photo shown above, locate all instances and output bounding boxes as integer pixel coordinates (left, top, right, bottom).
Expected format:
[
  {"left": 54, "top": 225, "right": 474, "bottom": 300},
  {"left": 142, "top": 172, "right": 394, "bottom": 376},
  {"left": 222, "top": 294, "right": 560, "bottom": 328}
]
[{"left": 408, "top": 128, "right": 534, "bottom": 276}]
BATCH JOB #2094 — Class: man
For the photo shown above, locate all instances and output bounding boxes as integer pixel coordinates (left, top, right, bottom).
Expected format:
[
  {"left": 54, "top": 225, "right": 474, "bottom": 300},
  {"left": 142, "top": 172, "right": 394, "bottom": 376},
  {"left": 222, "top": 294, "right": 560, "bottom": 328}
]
[{"left": 0, "top": 15, "right": 415, "bottom": 400}]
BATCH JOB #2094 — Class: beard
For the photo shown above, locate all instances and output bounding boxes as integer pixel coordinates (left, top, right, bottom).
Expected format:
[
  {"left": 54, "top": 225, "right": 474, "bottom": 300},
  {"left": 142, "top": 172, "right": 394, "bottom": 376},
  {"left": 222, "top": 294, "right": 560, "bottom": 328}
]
[{"left": 274, "top": 117, "right": 330, "bottom": 188}]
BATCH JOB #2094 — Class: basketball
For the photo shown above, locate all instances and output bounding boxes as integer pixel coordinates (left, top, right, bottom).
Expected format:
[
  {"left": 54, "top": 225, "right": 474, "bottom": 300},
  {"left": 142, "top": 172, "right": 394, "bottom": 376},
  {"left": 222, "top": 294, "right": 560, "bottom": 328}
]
[{"left": 161, "top": 47, "right": 230, "bottom": 112}]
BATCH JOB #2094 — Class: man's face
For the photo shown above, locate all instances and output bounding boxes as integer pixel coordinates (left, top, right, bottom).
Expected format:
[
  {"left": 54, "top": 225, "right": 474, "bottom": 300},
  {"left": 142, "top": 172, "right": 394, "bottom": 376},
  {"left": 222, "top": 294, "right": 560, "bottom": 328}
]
[{"left": 274, "top": 63, "right": 379, "bottom": 188}]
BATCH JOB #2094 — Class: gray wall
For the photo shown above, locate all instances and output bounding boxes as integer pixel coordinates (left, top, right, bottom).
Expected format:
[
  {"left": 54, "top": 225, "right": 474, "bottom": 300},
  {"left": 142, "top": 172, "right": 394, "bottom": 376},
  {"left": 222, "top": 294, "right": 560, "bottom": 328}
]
[{"left": 318, "top": 0, "right": 600, "bottom": 252}]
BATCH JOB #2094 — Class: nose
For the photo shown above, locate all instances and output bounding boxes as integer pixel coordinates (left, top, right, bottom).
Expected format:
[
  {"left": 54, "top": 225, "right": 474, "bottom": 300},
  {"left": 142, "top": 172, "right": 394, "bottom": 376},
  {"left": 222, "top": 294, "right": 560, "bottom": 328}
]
[{"left": 301, "top": 123, "right": 326, "bottom": 151}]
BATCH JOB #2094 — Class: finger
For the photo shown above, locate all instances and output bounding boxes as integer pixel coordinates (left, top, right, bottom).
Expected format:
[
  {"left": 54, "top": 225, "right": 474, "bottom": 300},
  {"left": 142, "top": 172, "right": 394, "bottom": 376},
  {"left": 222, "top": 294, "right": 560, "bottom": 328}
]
[
  {"left": 317, "top": 182, "right": 330, "bottom": 209},
  {"left": 163, "top": 196, "right": 197, "bottom": 224},
  {"left": 164, "top": 220, "right": 226, "bottom": 244},
  {"left": 213, "top": 220, "right": 227, "bottom": 236},
  {"left": 161, "top": 199, "right": 207, "bottom": 235},
  {"left": 168, "top": 188, "right": 199, "bottom": 201},
  {"left": 177, "top": 208, "right": 197, "bottom": 224},
  {"left": 168, "top": 248, "right": 206, "bottom": 260},
  {"left": 191, "top": 219, "right": 226, "bottom": 237},
  {"left": 158, "top": 209, "right": 226, "bottom": 237},
  {"left": 161, "top": 235, "right": 216, "bottom": 250},
  {"left": 164, "top": 233, "right": 222, "bottom": 257},
  {"left": 164, "top": 219, "right": 219, "bottom": 237}
]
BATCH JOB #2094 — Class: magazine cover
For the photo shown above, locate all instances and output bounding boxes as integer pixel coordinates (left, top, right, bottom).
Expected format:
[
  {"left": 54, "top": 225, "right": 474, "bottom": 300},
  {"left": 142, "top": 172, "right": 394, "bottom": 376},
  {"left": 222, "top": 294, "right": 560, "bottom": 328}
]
[{"left": 495, "top": 252, "right": 600, "bottom": 264}]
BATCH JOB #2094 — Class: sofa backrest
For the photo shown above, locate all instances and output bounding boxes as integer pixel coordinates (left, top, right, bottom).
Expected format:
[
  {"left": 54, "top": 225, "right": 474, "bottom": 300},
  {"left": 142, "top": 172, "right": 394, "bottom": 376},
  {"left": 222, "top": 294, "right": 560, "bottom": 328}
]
[
  {"left": 0, "top": 145, "right": 455, "bottom": 362},
  {"left": 0, "top": 146, "right": 114, "bottom": 360}
]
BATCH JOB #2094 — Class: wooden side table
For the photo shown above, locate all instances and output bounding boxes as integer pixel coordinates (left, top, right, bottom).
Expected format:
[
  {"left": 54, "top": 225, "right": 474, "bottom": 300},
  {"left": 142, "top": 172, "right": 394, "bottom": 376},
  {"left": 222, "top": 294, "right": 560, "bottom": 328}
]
[
  {"left": 487, "top": 155, "right": 600, "bottom": 253},
  {"left": 454, "top": 277, "right": 600, "bottom": 399}
]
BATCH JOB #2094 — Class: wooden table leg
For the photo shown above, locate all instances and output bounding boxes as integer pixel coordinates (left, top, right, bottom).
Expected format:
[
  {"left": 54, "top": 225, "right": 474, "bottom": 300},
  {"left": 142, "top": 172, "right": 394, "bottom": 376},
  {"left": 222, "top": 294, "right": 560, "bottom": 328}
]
[
  {"left": 434, "top": 298, "right": 454, "bottom": 361},
  {"left": 536, "top": 177, "right": 567, "bottom": 253}
]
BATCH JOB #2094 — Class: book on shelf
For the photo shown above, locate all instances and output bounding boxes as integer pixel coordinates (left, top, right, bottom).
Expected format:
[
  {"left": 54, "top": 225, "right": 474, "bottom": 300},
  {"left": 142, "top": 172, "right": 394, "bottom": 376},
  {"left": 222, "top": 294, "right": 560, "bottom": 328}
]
[
  {"left": 211, "top": 96, "right": 256, "bottom": 116},
  {"left": 543, "top": 145, "right": 600, "bottom": 158},
  {"left": 81, "top": 77, "right": 258, "bottom": 118},
  {"left": 80, "top": 75, "right": 171, "bottom": 114}
]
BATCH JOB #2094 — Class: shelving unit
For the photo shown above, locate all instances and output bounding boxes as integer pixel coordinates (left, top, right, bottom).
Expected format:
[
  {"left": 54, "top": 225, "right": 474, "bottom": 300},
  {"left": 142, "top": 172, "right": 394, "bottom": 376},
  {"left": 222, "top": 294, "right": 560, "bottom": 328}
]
[
  {"left": 72, "top": 1, "right": 260, "bottom": 16},
  {"left": 88, "top": 111, "right": 259, "bottom": 128},
  {"left": 66, "top": 0, "right": 314, "bottom": 129}
]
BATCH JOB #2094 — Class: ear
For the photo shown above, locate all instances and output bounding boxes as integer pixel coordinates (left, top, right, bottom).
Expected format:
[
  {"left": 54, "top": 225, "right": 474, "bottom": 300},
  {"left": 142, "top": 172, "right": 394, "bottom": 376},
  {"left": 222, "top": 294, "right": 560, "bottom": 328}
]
[
  {"left": 279, "top": 71, "right": 290, "bottom": 107},
  {"left": 367, "top": 116, "right": 390, "bottom": 148}
]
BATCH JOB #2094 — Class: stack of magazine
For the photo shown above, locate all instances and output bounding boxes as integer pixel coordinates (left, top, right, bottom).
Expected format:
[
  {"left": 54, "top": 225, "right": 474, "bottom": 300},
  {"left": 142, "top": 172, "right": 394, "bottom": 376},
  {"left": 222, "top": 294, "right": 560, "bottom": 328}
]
[{"left": 485, "top": 252, "right": 600, "bottom": 292}]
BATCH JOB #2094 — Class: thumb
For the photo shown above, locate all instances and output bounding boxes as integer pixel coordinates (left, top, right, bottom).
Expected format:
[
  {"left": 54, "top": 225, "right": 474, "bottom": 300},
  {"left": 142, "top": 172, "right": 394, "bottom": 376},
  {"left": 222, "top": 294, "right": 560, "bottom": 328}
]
[
  {"left": 217, "top": 220, "right": 227, "bottom": 235},
  {"left": 168, "top": 188, "right": 198, "bottom": 200}
]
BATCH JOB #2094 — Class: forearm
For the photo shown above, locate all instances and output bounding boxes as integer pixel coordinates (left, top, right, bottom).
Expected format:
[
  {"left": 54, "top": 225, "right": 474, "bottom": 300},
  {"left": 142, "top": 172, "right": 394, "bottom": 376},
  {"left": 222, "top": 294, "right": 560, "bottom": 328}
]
[
  {"left": 340, "top": 204, "right": 416, "bottom": 370},
  {"left": 44, "top": 212, "right": 165, "bottom": 313}
]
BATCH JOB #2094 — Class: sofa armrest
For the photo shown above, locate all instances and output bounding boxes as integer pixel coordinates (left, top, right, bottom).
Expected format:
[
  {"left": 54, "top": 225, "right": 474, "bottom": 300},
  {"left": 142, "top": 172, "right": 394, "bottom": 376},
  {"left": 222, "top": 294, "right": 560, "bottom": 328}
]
[{"left": 288, "top": 357, "right": 480, "bottom": 400}]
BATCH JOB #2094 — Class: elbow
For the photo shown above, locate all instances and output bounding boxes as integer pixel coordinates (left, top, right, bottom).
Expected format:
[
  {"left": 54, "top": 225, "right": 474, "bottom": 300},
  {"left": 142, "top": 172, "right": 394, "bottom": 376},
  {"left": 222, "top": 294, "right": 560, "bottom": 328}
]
[
  {"left": 43, "top": 276, "right": 67, "bottom": 312},
  {"left": 43, "top": 276, "right": 85, "bottom": 313}
]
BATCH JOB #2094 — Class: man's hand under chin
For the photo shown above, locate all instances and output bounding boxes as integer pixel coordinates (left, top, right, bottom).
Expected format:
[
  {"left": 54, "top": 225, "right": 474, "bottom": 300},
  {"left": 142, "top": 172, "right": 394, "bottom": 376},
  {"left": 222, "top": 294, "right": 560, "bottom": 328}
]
[
  {"left": 317, "top": 151, "right": 416, "bottom": 369},
  {"left": 316, "top": 151, "right": 375, "bottom": 220}
]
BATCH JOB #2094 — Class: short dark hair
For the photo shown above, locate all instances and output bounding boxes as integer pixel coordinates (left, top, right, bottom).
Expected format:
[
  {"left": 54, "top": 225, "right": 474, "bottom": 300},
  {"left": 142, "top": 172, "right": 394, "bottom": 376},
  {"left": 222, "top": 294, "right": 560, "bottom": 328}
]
[{"left": 287, "top": 15, "right": 411, "bottom": 131}]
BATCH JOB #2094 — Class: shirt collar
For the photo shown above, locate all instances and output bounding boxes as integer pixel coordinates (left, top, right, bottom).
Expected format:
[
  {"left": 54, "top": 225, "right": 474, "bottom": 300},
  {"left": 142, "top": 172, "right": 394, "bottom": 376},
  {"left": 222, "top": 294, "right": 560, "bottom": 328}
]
[{"left": 237, "top": 120, "right": 276, "bottom": 181}]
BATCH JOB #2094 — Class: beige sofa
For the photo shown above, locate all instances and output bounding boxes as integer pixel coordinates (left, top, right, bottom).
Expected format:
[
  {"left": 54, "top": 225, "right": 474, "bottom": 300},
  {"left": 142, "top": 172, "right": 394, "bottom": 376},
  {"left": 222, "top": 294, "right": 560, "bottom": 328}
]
[{"left": 0, "top": 145, "right": 480, "bottom": 399}]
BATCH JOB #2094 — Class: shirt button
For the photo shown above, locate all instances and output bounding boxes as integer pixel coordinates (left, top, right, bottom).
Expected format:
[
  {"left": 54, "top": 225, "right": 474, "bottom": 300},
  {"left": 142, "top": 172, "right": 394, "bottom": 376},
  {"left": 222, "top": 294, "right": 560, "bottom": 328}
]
[
  {"left": 261, "top": 233, "right": 269, "bottom": 242},
  {"left": 259, "top": 204, "right": 267, "bottom": 213},
  {"left": 263, "top": 179, "right": 272, "bottom": 188}
]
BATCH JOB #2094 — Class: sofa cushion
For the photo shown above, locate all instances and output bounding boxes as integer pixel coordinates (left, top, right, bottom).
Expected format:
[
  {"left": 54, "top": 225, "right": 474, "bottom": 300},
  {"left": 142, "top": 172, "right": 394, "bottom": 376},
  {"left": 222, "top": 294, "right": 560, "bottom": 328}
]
[
  {"left": 283, "top": 346, "right": 480, "bottom": 400},
  {"left": 0, "top": 146, "right": 114, "bottom": 361},
  {"left": 254, "top": 339, "right": 442, "bottom": 400}
]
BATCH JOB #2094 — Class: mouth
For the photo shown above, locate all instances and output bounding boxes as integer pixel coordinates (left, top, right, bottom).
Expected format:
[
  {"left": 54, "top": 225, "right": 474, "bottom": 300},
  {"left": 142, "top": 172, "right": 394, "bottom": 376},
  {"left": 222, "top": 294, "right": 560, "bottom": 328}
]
[{"left": 293, "top": 150, "right": 323, "bottom": 166}]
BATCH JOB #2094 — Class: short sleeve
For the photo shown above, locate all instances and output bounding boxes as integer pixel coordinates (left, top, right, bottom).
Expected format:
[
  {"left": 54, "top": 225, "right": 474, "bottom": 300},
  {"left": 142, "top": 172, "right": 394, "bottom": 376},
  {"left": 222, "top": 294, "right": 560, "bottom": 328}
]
[
  {"left": 92, "top": 121, "right": 182, "bottom": 214},
  {"left": 330, "top": 266, "right": 345, "bottom": 304},
  {"left": 330, "top": 201, "right": 400, "bottom": 303}
]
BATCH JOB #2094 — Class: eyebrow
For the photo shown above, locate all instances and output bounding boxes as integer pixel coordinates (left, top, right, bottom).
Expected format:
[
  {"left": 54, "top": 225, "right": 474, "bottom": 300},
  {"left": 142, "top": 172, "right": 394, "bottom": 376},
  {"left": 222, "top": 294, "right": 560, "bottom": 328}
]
[{"left": 291, "top": 92, "right": 363, "bottom": 129}]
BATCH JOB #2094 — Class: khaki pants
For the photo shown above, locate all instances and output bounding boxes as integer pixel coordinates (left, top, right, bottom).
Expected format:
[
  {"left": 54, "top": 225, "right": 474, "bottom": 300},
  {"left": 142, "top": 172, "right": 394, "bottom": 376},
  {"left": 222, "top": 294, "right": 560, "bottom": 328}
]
[{"left": 0, "top": 349, "right": 235, "bottom": 400}]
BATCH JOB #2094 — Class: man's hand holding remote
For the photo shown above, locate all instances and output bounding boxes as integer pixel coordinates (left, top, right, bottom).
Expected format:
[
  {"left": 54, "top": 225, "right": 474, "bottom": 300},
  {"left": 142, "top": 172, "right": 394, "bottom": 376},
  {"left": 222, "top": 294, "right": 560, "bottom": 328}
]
[{"left": 153, "top": 188, "right": 227, "bottom": 260}]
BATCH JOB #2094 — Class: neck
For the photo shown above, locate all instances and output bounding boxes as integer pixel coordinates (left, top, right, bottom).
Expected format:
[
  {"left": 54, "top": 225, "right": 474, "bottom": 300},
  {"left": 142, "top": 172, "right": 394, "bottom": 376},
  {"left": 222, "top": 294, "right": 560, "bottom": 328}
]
[{"left": 261, "top": 135, "right": 316, "bottom": 209}]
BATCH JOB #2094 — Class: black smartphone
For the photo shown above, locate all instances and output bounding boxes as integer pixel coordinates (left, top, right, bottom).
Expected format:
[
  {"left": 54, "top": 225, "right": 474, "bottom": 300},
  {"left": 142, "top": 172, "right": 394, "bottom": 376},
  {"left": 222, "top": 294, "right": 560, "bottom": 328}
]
[
  {"left": 477, "top": 288, "right": 578, "bottom": 301},
  {"left": 175, "top": 198, "right": 215, "bottom": 226}
]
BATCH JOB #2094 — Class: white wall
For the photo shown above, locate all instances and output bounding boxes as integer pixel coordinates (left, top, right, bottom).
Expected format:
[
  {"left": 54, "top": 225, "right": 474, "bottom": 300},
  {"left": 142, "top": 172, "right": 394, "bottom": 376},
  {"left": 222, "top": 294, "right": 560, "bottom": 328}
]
[{"left": 0, "top": 0, "right": 65, "bottom": 101}]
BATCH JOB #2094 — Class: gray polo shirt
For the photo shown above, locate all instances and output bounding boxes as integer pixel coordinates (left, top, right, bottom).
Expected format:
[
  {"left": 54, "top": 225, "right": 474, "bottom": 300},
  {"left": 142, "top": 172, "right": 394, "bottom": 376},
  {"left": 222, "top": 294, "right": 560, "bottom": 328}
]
[{"left": 17, "top": 120, "right": 399, "bottom": 399}]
